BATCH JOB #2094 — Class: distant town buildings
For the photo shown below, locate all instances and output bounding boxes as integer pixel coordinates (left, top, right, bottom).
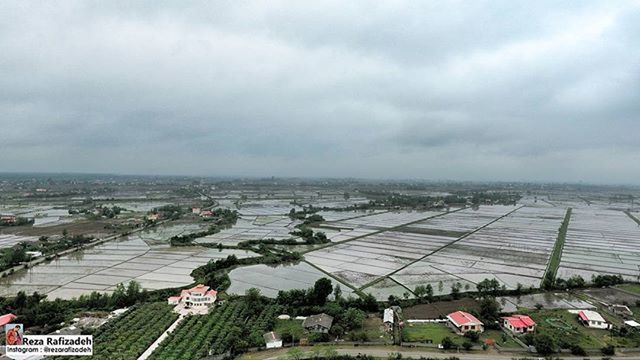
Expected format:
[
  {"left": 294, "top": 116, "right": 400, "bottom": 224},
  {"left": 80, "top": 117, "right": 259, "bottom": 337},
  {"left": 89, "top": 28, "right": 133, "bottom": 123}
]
[
  {"left": 447, "top": 311, "right": 484, "bottom": 334},
  {"left": 502, "top": 314, "right": 536, "bottom": 334},
  {"left": 302, "top": 313, "right": 333, "bottom": 333}
]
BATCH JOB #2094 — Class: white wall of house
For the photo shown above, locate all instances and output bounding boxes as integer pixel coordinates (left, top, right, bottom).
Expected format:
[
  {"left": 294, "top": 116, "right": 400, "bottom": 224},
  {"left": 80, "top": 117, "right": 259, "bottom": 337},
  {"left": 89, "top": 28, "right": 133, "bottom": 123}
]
[{"left": 265, "top": 340, "right": 282, "bottom": 349}]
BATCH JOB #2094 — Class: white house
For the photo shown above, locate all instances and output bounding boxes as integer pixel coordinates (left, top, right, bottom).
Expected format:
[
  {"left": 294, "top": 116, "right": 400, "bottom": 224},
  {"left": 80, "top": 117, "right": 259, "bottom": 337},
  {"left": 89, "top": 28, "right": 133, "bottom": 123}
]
[
  {"left": 263, "top": 332, "right": 283, "bottom": 349},
  {"left": 383, "top": 308, "right": 394, "bottom": 332},
  {"left": 578, "top": 310, "right": 609, "bottom": 329},
  {"left": 167, "top": 284, "right": 217, "bottom": 307}
]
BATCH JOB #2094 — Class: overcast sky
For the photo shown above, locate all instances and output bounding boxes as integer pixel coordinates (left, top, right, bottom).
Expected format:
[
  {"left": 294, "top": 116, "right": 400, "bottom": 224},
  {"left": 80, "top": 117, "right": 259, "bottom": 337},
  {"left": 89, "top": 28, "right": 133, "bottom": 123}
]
[{"left": 1, "top": 1, "right": 639, "bottom": 183}]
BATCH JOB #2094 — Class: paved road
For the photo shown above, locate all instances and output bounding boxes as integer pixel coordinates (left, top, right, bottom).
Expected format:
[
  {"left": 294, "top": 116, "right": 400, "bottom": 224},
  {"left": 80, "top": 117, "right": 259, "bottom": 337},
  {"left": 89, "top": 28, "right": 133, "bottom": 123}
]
[{"left": 242, "top": 345, "right": 640, "bottom": 360}]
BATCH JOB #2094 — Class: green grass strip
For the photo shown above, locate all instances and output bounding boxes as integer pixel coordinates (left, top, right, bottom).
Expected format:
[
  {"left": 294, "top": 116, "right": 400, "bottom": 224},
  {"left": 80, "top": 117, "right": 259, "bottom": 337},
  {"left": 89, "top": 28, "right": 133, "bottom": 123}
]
[{"left": 542, "top": 207, "right": 572, "bottom": 288}]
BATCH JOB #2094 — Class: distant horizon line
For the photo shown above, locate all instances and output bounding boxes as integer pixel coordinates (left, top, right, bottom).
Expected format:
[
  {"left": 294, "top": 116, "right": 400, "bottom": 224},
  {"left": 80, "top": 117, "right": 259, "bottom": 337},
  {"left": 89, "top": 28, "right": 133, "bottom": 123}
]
[{"left": 1, "top": 170, "right": 639, "bottom": 188}]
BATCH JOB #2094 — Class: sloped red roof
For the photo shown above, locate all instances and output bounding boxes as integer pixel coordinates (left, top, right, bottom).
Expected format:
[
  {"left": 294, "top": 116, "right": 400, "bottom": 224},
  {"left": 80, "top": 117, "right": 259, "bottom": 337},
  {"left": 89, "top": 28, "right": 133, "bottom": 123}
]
[
  {"left": 447, "top": 311, "right": 482, "bottom": 327},
  {"left": 578, "top": 311, "right": 589, "bottom": 321},
  {"left": 187, "top": 284, "right": 210, "bottom": 293},
  {"left": 0, "top": 313, "right": 18, "bottom": 327},
  {"left": 503, "top": 315, "right": 535, "bottom": 328}
]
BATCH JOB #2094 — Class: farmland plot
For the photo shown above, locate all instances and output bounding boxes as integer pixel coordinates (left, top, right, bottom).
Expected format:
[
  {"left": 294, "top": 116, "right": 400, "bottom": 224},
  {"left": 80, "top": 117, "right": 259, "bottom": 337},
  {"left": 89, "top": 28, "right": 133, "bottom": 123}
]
[
  {"left": 305, "top": 206, "right": 515, "bottom": 291},
  {"left": 0, "top": 237, "right": 259, "bottom": 299},
  {"left": 388, "top": 206, "right": 566, "bottom": 298},
  {"left": 196, "top": 215, "right": 301, "bottom": 245},
  {"left": 557, "top": 207, "right": 640, "bottom": 281},
  {"left": 227, "top": 262, "right": 354, "bottom": 298},
  {"left": 0, "top": 234, "right": 39, "bottom": 249}
]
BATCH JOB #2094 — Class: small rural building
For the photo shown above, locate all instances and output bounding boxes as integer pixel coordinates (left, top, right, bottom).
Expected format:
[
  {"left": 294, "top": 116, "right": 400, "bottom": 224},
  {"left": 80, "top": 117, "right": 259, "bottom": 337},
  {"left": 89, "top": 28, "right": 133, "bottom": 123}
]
[
  {"left": 277, "top": 314, "right": 291, "bottom": 320},
  {"left": 167, "top": 296, "right": 181, "bottom": 305},
  {"left": 0, "top": 214, "right": 17, "bottom": 224},
  {"left": 502, "top": 314, "right": 536, "bottom": 334},
  {"left": 624, "top": 320, "right": 640, "bottom": 330},
  {"left": 610, "top": 304, "right": 633, "bottom": 318},
  {"left": 447, "top": 311, "right": 484, "bottom": 334},
  {"left": 263, "top": 332, "right": 283, "bottom": 349},
  {"left": 167, "top": 284, "right": 217, "bottom": 307},
  {"left": 383, "top": 308, "right": 394, "bottom": 332},
  {"left": 302, "top": 313, "right": 333, "bottom": 333},
  {"left": 192, "top": 207, "right": 201, "bottom": 214},
  {"left": 200, "top": 210, "right": 214, "bottom": 218},
  {"left": 147, "top": 213, "right": 161, "bottom": 221},
  {"left": 578, "top": 310, "right": 609, "bottom": 329}
]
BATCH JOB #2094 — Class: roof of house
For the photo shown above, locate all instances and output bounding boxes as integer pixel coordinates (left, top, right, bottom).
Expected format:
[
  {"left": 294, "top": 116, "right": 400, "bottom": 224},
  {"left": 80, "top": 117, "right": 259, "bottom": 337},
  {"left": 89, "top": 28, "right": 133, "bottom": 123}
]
[
  {"left": 383, "top": 308, "right": 394, "bottom": 323},
  {"left": 167, "top": 296, "right": 181, "bottom": 301},
  {"left": 578, "top": 310, "right": 606, "bottom": 323},
  {"left": 303, "top": 313, "right": 334, "bottom": 329},
  {"left": 625, "top": 320, "right": 640, "bottom": 328},
  {"left": 263, "top": 331, "right": 281, "bottom": 342},
  {"left": 447, "top": 311, "right": 483, "bottom": 327},
  {"left": 611, "top": 304, "right": 633, "bottom": 313},
  {"left": 187, "top": 284, "right": 211, "bottom": 294},
  {"left": 502, "top": 315, "right": 536, "bottom": 328},
  {"left": 0, "top": 313, "right": 18, "bottom": 326}
]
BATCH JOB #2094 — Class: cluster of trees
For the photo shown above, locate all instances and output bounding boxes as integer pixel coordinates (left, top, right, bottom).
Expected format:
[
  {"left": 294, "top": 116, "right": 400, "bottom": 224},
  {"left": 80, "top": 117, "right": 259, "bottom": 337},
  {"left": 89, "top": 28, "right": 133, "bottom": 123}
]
[
  {"left": 275, "top": 279, "right": 375, "bottom": 342},
  {"left": 290, "top": 227, "right": 330, "bottom": 244},
  {"left": 592, "top": 274, "right": 625, "bottom": 287},
  {"left": 149, "top": 298, "right": 283, "bottom": 358},
  {"left": 0, "top": 246, "right": 28, "bottom": 271},
  {"left": 71, "top": 205, "right": 124, "bottom": 219},
  {"left": 170, "top": 208, "right": 239, "bottom": 246},
  {"left": 150, "top": 204, "right": 184, "bottom": 220},
  {"left": 190, "top": 251, "right": 303, "bottom": 291},
  {"left": 0, "top": 281, "right": 145, "bottom": 333},
  {"left": 88, "top": 302, "right": 178, "bottom": 359},
  {"left": 0, "top": 230, "right": 95, "bottom": 272}
]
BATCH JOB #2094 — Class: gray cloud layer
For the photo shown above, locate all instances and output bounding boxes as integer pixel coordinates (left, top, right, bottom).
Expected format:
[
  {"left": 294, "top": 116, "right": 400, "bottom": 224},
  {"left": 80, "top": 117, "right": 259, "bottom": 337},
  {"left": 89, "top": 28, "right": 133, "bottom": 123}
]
[{"left": 1, "top": 1, "right": 639, "bottom": 183}]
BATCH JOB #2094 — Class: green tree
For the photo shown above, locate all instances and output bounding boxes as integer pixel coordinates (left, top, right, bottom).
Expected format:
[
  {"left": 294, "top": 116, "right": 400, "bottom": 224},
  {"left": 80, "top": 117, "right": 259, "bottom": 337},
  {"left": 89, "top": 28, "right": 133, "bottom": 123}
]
[
  {"left": 333, "top": 284, "right": 342, "bottom": 301},
  {"left": 441, "top": 336, "right": 455, "bottom": 350},
  {"left": 312, "top": 278, "right": 333, "bottom": 305},
  {"left": 341, "top": 308, "right": 365, "bottom": 331},
  {"left": 533, "top": 333, "right": 556, "bottom": 356}
]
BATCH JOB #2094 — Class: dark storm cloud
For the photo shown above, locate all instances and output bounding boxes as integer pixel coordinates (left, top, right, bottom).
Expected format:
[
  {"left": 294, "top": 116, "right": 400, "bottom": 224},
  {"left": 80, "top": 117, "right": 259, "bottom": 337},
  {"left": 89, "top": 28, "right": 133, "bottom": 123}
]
[{"left": 1, "top": 1, "right": 639, "bottom": 183}]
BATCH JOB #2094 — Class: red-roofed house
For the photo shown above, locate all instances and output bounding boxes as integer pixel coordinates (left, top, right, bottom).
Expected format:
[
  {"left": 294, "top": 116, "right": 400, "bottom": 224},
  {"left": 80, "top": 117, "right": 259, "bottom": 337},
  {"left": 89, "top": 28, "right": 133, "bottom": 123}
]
[
  {"left": 578, "top": 310, "right": 609, "bottom": 329},
  {"left": 502, "top": 315, "right": 536, "bottom": 334},
  {"left": 167, "top": 296, "right": 182, "bottom": 305},
  {"left": 0, "top": 313, "right": 18, "bottom": 333},
  {"left": 447, "top": 311, "right": 484, "bottom": 334},
  {"left": 200, "top": 210, "right": 214, "bottom": 218},
  {"left": 167, "top": 284, "right": 217, "bottom": 308}
]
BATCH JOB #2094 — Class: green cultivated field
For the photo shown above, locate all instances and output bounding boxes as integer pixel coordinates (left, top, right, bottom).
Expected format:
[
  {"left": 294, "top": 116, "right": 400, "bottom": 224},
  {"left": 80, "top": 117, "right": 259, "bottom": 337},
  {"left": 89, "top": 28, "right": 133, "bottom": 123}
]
[
  {"left": 82, "top": 302, "right": 178, "bottom": 360},
  {"left": 618, "top": 283, "right": 640, "bottom": 296},
  {"left": 149, "top": 300, "right": 282, "bottom": 360},
  {"left": 529, "top": 309, "right": 640, "bottom": 349},
  {"left": 402, "top": 323, "right": 461, "bottom": 344}
]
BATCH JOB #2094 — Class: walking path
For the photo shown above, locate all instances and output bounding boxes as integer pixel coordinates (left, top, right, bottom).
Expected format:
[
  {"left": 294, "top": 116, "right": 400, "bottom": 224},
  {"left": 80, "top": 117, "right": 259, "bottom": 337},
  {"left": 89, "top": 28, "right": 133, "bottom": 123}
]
[{"left": 137, "top": 314, "right": 185, "bottom": 360}]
